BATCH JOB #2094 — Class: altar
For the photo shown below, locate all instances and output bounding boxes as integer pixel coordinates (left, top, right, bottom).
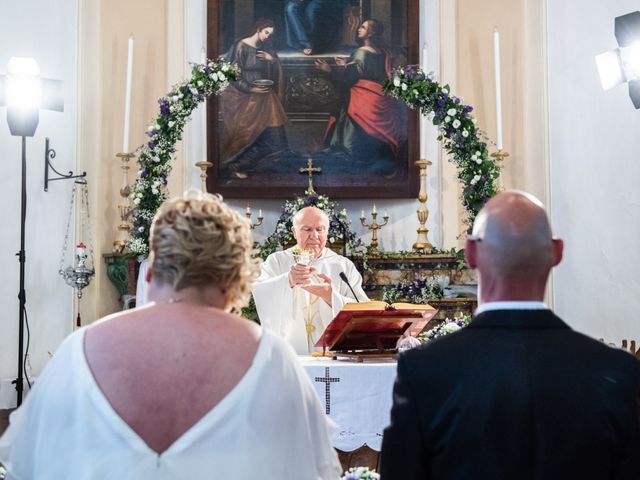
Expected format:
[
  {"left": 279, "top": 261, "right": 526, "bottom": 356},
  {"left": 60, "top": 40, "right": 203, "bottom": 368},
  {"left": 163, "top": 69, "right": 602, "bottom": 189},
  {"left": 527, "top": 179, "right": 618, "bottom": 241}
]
[{"left": 299, "top": 356, "right": 398, "bottom": 469}]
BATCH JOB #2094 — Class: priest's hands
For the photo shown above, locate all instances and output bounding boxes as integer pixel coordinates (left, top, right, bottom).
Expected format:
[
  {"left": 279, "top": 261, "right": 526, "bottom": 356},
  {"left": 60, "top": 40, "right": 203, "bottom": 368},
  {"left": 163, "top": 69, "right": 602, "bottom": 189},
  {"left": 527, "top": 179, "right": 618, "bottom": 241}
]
[
  {"left": 289, "top": 264, "right": 315, "bottom": 287},
  {"left": 301, "top": 273, "right": 333, "bottom": 307}
]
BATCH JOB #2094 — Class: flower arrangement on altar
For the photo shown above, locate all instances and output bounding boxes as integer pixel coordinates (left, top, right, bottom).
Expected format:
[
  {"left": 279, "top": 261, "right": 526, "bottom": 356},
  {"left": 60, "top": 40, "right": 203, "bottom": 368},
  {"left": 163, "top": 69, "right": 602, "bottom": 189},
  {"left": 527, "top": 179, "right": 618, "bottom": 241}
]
[
  {"left": 383, "top": 65, "right": 501, "bottom": 226},
  {"left": 255, "top": 192, "right": 364, "bottom": 260},
  {"left": 381, "top": 276, "right": 445, "bottom": 305},
  {"left": 420, "top": 313, "right": 473, "bottom": 342},
  {"left": 341, "top": 466, "right": 380, "bottom": 480},
  {"left": 128, "top": 59, "right": 238, "bottom": 256}
]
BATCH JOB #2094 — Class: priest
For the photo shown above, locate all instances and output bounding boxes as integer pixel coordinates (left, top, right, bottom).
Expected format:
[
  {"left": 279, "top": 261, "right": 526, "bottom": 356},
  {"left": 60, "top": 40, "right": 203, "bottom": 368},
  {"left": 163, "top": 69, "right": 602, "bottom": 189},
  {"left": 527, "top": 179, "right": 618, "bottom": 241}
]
[{"left": 252, "top": 206, "right": 367, "bottom": 354}]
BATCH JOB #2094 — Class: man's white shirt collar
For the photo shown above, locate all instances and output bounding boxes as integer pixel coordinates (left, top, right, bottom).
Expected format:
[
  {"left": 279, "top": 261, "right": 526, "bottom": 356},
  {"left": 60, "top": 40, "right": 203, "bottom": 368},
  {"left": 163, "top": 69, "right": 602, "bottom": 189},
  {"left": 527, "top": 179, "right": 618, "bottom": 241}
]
[{"left": 475, "top": 301, "right": 549, "bottom": 316}]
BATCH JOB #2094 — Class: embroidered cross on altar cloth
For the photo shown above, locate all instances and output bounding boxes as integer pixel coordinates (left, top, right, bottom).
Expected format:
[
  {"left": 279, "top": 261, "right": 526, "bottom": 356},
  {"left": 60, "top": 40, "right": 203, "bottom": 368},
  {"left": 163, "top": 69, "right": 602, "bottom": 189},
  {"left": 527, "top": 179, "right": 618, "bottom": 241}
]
[{"left": 300, "top": 356, "right": 397, "bottom": 451}]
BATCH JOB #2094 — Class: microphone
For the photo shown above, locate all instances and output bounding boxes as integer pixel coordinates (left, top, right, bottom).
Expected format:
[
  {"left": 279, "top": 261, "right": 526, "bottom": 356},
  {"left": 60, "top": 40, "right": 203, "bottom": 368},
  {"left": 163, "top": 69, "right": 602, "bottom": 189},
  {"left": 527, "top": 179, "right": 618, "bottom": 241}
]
[{"left": 339, "top": 272, "right": 361, "bottom": 302}]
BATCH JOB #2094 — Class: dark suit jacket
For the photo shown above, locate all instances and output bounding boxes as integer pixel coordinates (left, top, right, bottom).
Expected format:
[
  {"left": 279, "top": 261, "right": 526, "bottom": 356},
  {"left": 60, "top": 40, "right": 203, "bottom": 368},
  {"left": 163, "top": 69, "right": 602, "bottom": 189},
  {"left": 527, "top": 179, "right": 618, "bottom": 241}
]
[{"left": 380, "top": 309, "right": 640, "bottom": 479}]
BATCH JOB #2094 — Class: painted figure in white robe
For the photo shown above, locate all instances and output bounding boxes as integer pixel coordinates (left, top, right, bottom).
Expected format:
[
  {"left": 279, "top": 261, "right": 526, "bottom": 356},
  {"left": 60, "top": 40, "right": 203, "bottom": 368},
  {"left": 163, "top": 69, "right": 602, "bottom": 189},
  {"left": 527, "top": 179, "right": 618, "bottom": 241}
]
[
  {"left": 0, "top": 192, "right": 341, "bottom": 479},
  {"left": 252, "top": 206, "right": 367, "bottom": 354}
]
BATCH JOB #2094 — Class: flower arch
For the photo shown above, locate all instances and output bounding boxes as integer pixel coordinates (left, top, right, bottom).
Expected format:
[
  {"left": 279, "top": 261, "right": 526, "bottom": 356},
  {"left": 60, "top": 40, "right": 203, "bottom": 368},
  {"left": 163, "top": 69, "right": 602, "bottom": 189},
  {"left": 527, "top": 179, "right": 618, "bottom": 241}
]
[
  {"left": 383, "top": 65, "right": 500, "bottom": 225},
  {"left": 128, "top": 62, "right": 498, "bottom": 256},
  {"left": 128, "top": 60, "right": 238, "bottom": 256}
]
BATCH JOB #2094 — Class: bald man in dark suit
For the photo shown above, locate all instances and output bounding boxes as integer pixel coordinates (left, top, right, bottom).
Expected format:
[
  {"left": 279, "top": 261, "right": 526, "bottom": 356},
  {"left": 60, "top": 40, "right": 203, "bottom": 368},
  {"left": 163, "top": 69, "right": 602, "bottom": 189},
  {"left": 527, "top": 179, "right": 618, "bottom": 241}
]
[{"left": 380, "top": 190, "right": 640, "bottom": 479}]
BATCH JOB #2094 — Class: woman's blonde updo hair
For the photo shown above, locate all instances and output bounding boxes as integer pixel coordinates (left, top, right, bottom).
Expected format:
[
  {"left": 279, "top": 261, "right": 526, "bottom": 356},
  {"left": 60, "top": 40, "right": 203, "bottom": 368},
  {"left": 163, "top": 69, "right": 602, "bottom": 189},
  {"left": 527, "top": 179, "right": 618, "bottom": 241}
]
[{"left": 149, "top": 191, "right": 260, "bottom": 311}]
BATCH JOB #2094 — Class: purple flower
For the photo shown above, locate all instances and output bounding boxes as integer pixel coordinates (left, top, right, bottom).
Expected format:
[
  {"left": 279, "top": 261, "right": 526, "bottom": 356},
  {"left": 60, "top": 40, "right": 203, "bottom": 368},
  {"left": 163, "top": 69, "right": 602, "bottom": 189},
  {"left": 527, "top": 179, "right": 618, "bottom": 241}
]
[
  {"left": 140, "top": 168, "right": 148, "bottom": 178},
  {"left": 148, "top": 141, "right": 156, "bottom": 150},
  {"left": 159, "top": 99, "right": 170, "bottom": 117},
  {"left": 454, "top": 98, "right": 460, "bottom": 105},
  {"left": 464, "top": 105, "right": 473, "bottom": 113}
]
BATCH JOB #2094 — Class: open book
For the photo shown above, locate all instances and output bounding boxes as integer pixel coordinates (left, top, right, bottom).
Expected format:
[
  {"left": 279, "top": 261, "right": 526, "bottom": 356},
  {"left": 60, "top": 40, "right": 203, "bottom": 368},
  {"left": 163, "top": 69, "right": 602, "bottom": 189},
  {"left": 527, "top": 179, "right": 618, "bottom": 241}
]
[
  {"left": 341, "top": 301, "right": 436, "bottom": 312},
  {"left": 315, "top": 301, "right": 437, "bottom": 353}
]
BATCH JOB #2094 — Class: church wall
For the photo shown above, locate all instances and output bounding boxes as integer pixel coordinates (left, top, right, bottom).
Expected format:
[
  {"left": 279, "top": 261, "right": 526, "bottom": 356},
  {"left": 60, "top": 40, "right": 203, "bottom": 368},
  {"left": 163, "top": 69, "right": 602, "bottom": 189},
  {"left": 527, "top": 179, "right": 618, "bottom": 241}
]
[
  {"left": 0, "top": 1, "right": 77, "bottom": 406},
  {"left": 455, "top": 0, "right": 548, "bottom": 200},
  {"left": 78, "top": 0, "right": 170, "bottom": 324},
  {"left": 547, "top": 0, "right": 640, "bottom": 343}
]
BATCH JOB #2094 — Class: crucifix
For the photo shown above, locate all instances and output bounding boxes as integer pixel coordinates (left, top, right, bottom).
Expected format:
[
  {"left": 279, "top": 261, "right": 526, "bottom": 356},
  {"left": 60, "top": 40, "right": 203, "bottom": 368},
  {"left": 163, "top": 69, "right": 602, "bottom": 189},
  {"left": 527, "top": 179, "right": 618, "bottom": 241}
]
[
  {"left": 314, "top": 367, "right": 340, "bottom": 414},
  {"left": 299, "top": 158, "right": 321, "bottom": 194}
]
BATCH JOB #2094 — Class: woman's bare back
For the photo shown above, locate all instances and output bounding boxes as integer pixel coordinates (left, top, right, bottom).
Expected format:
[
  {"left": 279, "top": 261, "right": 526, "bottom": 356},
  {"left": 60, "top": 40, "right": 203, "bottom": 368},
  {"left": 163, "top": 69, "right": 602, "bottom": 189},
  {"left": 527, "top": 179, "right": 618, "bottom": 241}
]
[{"left": 84, "top": 304, "right": 260, "bottom": 454}]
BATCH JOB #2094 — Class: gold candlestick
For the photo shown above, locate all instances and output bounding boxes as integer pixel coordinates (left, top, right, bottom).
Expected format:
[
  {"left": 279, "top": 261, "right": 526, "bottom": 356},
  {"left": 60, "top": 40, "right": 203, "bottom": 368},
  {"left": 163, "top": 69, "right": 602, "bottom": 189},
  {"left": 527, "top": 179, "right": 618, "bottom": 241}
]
[
  {"left": 113, "top": 152, "right": 135, "bottom": 253},
  {"left": 413, "top": 159, "right": 433, "bottom": 253},
  {"left": 360, "top": 207, "right": 389, "bottom": 255},
  {"left": 245, "top": 206, "right": 264, "bottom": 230},
  {"left": 195, "top": 160, "right": 213, "bottom": 192},
  {"left": 490, "top": 149, "right": 509, "bottom": 192}
]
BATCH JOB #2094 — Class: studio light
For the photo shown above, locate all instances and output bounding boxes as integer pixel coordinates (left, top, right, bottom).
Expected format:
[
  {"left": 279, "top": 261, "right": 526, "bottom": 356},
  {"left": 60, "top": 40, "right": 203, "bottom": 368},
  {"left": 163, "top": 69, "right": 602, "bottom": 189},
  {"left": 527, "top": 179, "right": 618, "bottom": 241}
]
[
  {"left": 595, "top": 11, "right": 640, "bottom": 109},
  {"left": 0, "top": 57, "right": 63, "bottom": 406}
]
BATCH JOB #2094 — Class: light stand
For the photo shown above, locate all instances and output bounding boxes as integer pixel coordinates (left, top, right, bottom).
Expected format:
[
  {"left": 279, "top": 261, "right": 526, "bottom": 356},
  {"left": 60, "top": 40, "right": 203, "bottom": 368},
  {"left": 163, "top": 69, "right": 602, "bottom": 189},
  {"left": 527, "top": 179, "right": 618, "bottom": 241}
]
[
  {"left": 16, "top": 135, "right": 27, "bottom": 406},
  {"left": 0, "top": 57, "right": 63, "bottom": 406}
]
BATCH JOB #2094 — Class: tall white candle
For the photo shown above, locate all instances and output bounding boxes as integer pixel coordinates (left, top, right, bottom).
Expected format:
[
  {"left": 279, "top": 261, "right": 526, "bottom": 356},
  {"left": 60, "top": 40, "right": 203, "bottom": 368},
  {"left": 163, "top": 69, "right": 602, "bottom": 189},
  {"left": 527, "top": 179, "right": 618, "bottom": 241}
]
[
  {"left": 420, "top": 43, "right": 428, "bottom": 158},
  {"left": 493, "top": 28, "right": 503, "bottom": 150},
  {"left": 201, "top": 48, "right": 208, "bottom": 161},
  {"left": 123, "top": 35, "right": 134, "bottom": 153}
]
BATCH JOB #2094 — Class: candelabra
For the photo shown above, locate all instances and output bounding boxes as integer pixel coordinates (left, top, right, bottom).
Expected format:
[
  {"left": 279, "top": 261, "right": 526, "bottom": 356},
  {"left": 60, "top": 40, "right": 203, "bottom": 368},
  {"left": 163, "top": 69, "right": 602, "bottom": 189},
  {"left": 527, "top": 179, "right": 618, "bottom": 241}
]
[
  {"left": 413, "top": 159, "right": 433, "bottom": 253},
  {"left": 245, "top": 205, "right": 263, "bottom": 230},
  {"left": 195, "top": 160, "right": 213, "bottom": 192},
  {"left": 490, "top": 149, "right": 510, "bottom": 192},
  {"left": 113, "top": 152, "right": 134, "bottom": 253},
  {"left": 360, "top": 207, "right": 388, "bottom": 255}
]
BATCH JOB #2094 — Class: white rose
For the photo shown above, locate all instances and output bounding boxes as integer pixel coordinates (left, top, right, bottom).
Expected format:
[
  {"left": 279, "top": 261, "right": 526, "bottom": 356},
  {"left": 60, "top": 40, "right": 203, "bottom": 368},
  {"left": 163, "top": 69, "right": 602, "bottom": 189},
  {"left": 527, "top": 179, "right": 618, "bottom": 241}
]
[
  {"left": 475, "top": 158, "right": 482, "bottom": 164},
  {"left": 168, "top": 121, "right": 175, "bottom": 128},
  {"left": 197, "top": 80, "right": 203, "bottom": 87},
  {"left": 452, "top": 119, "right": 461, "bottom": 128},
  {"left": 221, "top": 64, "right": 229, "bottom": 72},
  {"left": 475, "top": 150, "right": 481, "bottom": 156},
  {"left": 445, "top": 116, "right": 451, "bottom": 123},
  {"left": 211, "top": 72, "right": 219, "bottom": 82},
  {"left": 401, "top": 83, "right": 408, "bottom": 91},
  {"left": 447, "top": 108, "right": 456, "bottom": 116},
  {"left": 462, "top": 129, "right": 469, "bottom": 137},
  {"left": 134, "top": 197, "right": 141, "bottom": 205},
  {"left": 442, "top": 323, "right": 461, "bottom": 333},
  {"left": 442, "top": 88, "right": 449, "bottom": 94},
  {"left": 172, "top": 95, "right": 179, "bottom": 102},
  {"left": 393, "top": 77, "right": 401, "bottom": 87},
  {"left": 218, "top": 72, "right": 226, "bottom": 81}
]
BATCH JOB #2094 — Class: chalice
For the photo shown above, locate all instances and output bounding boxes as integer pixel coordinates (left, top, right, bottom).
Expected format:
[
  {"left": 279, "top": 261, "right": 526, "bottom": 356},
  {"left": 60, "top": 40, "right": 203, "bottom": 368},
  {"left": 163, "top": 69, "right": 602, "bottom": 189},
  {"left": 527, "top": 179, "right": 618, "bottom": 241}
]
[{"left": 291, "top": 247, "right": 320, "bottom": 285}]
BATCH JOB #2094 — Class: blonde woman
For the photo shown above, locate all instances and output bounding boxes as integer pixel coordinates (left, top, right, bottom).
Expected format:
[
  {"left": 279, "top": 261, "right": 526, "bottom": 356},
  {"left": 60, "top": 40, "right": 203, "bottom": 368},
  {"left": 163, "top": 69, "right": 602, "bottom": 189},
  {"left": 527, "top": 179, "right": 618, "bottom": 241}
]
[{"left": 0, "top": 192, "right": 341, "bottom": 479}]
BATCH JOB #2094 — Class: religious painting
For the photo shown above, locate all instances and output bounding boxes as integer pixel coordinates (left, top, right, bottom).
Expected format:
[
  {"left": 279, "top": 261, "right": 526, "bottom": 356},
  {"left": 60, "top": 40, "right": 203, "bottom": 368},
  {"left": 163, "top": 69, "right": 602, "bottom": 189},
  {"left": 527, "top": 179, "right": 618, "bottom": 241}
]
[{"left": 207, "top": 0, "right": 419, "bottom": 198}]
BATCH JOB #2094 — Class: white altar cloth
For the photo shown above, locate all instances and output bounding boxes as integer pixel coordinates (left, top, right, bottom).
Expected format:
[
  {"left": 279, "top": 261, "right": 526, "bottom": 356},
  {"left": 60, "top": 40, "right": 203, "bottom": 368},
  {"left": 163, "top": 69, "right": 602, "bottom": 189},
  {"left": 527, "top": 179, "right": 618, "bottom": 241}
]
[{"left": 299, "top": 356, "right": 397, "bottom": 452}]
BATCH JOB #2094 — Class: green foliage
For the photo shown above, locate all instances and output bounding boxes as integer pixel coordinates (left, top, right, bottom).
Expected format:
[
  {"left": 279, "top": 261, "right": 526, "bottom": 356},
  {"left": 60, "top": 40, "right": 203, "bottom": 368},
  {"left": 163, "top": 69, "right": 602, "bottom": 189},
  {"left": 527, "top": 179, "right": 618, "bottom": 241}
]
[
  {"left": 383, "top": 66, "right": 501, "bottom": 228},
  {"left": 128, "top": 60, "right": 239, "bottom": 256}
]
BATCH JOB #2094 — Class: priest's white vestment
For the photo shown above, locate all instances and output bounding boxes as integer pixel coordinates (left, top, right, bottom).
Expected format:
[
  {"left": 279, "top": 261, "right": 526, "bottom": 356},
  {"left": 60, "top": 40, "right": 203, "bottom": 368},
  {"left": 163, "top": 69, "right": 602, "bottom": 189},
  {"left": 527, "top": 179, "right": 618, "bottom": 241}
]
[{"left": 252, "top": 247, "right": 367, "bottom": 354}]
